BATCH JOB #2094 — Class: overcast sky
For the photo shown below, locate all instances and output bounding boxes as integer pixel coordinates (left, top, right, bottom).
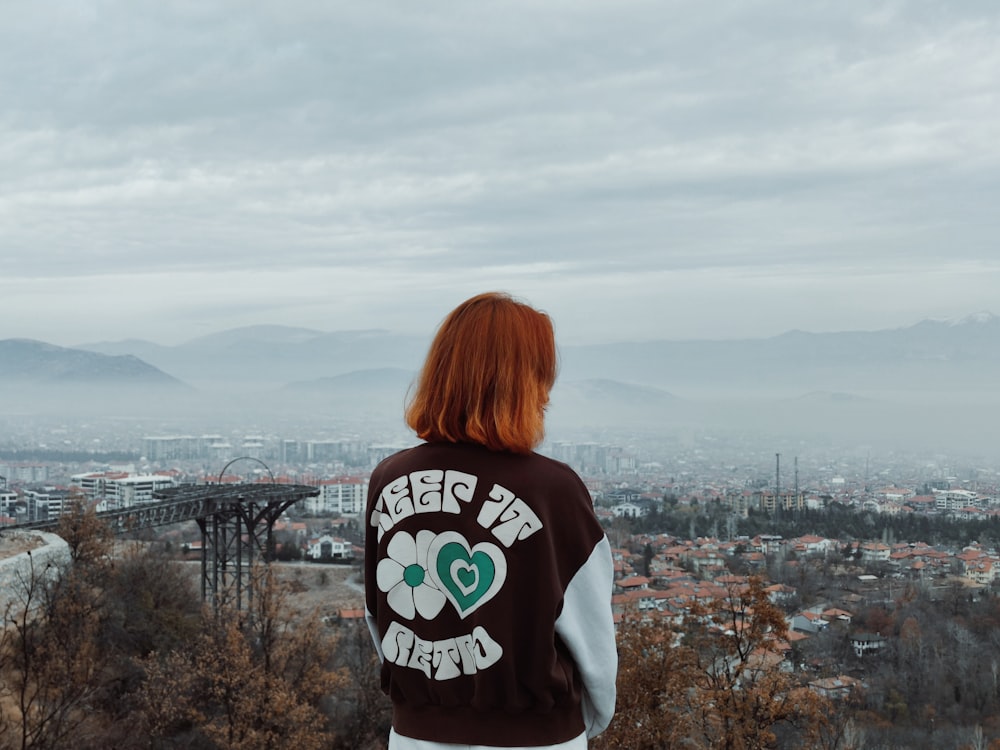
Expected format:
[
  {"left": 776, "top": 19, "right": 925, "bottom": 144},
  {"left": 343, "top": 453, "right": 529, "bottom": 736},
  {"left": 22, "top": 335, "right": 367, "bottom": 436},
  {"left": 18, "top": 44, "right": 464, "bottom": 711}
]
[{"left": 2, "top": 1, "right": 998, "bottom": 347}]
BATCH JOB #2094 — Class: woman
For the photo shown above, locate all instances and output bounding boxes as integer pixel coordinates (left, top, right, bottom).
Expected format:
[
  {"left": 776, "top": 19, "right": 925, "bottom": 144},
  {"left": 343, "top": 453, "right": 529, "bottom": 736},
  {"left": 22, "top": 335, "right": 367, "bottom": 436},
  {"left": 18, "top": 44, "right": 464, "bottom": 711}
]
[{"left": 365, "top": 292, "right": 617, "bottom": 750}]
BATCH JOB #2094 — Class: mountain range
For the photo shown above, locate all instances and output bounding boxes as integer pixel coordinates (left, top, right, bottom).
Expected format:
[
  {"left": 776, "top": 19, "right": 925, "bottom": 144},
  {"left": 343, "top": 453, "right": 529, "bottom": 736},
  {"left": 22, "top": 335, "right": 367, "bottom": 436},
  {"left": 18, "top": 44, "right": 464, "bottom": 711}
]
[
  {"left": 66, "top": 311, "right": 1000, "bottom": 392},
  {"left": 2, "top": 313, "right": 999, "bottom": 451}
]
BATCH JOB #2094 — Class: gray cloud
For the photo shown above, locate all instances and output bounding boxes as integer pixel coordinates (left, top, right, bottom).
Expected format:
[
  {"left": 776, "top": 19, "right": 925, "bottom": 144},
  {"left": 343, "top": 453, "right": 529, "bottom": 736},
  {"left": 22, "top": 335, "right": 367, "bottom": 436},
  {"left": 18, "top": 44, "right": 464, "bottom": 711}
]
[{"left": 1, "top": 1, "right": 998, "bottom": 344}]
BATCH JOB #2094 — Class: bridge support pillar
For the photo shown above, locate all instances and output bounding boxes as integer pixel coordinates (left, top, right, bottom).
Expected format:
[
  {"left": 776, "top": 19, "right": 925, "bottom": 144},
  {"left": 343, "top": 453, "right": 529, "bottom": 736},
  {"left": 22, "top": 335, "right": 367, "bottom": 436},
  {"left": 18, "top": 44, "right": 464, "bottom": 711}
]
[{"left": 153, "top": 484, "right": 319, "bottom": 615}]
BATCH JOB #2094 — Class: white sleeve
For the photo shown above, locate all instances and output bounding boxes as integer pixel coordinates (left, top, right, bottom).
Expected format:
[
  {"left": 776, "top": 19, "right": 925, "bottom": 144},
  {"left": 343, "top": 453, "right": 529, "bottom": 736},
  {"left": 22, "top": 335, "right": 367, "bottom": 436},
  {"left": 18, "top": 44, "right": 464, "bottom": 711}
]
[
  {"left": 365, "top": 605, "right": 384, "bottom": 663},
  {"left": 554, "top": 535, "right": 617, "bottom": 738}
]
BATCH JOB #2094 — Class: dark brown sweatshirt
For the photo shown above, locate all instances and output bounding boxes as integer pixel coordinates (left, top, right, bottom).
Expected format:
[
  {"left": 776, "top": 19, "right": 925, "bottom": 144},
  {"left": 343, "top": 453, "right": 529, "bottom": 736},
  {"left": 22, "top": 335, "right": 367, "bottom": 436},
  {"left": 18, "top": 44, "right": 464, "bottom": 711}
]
[{"left": 364, "top": 441, "right": 616, "bottom": 747}]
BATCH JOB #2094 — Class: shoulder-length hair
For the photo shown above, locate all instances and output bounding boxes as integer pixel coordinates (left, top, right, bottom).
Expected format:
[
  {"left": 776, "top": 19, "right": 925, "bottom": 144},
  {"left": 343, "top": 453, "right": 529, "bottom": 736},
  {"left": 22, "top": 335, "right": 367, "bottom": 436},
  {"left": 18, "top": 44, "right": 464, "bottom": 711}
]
[{"left": 405, "top": 292, "right": 557, "bottom": 454}]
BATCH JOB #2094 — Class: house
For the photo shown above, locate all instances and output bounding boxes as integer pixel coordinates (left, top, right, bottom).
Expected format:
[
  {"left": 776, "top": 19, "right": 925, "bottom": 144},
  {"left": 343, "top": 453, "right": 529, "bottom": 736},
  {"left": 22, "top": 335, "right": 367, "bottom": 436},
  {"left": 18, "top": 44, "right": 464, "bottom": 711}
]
[
  {"left": 821, "top": 608, "right": 853, "bottom": 625},
  {"left": 850, "top": 632, "right": 886, "bottom": 658},
  {"left": 965, "top": 558, "right": 996, "bottom": 585},
  {"left": 790, "top": 611, "right": 829, "bottom": 635},
  {"left": 878, "top": 487, "right": 915, "bottom": 503},
  {"left": 859, "top": 542, "right": 891, "bottom": 564},
  {"left": 615, "top": 575, "right": 651, "bottom": 594},
  {"left": 611, "top": 501, "right": 647, "bottom": 518},
  {"left": 753, "top": 535, "right": 785, "bottom": 555},
  {"left": 794, "top": 535, "right": 835, "bottom": 555},
  {"left": 953, "top": 545, "right": 1000, "bottom": 584},
  {"left": 765, "top": 583, "right": 797, "bottom": 606},
  {"left": 305, "top": 535, "right": 353, "bottom": 561}
]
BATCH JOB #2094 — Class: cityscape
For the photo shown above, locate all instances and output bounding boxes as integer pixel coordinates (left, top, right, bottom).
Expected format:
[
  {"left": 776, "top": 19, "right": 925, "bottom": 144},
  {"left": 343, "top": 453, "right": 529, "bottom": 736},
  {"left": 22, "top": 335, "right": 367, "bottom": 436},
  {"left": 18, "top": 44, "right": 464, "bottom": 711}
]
[
  {"left": 4, "top": 1, "right": 1000, "bottom": 746},
  {"left": 5, "top": 385, "right": 1000, "bottom": 744},
  {"left": 3, "top": 336, "right": 1000, "bottom": 747}
]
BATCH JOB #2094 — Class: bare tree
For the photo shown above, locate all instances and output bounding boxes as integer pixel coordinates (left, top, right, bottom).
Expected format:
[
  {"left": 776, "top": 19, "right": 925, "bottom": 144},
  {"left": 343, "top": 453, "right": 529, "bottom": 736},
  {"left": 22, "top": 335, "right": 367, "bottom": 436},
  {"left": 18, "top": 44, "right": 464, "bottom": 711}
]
[
  {"left": 595, "top": 578, "right": 837, "bottom": 750},
  {"left": 139, "top": 566, "right": 346, "bottom": 750},
  {"left": 328, "top": 620, "right": 392, "bottom": 750},
  {"left": 0, "top": 550, "right": 109, "bottom": 750}
]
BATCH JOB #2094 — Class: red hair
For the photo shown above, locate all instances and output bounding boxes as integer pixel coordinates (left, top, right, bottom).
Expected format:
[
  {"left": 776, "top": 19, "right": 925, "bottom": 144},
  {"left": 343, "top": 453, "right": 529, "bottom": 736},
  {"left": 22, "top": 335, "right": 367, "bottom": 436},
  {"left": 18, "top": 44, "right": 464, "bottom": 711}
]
[{"left": 405, "top": 292, "right": 557, "bottom": 454}]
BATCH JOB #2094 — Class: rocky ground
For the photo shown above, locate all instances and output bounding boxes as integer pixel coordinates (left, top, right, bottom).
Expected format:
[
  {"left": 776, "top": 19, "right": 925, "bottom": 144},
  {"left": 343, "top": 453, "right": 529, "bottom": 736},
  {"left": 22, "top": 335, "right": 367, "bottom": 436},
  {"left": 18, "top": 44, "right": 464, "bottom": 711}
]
[{"left": 0, "top": 530, "right": 48, "bottom": 560}]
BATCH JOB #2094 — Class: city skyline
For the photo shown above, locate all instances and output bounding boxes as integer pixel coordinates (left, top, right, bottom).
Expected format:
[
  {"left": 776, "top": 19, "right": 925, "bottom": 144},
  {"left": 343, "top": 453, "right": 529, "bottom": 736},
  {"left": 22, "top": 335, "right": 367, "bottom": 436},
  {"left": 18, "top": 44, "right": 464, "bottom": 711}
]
[{"left": 2, "top": 2, "right": 999, "bottom": 347}]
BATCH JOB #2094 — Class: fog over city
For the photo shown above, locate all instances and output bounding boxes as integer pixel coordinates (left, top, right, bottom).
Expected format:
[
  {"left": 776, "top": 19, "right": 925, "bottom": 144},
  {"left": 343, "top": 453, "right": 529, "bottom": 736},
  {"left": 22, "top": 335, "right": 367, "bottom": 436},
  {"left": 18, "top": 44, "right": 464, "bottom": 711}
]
[
  {"left": 2, "top": 2, "right": 1000, "bottom": 464},
  {"left": 1, "top": 311, "right": 999, "bottom": 466}
]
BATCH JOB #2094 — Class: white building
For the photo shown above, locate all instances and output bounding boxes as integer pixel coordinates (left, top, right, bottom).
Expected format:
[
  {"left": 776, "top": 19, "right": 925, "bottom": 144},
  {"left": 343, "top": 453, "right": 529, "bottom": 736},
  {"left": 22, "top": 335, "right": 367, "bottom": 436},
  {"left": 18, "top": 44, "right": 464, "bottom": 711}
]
[
  {"left": 70, "top": 471, "right": 129, "bottom": 500},
  {"left": 21, "top": 489, "right": 59, "bottom": 520},
  {"left": 113, "top": 475, "right": 177, "bottom": 506},
  {"left": 305, "top": 534, "right": 353, "bottom": 560},
  {"left": 0, "top": 463, "right": 50, "bottom": 483},
  {"left": 860, "top": 542, "right": 891, "bottom": 564},
  {"left": 1, "top": 489, "right": 17, "bottom": 516},
  {"left": 934, "top": 489, "right": 981, "bottom": 512},
  {"left": 70, "top": 472, "right": 177, "bottom": 509},
  {"left": 142, "top": 436, "right": 199, "bottom": 462},
  {"left": 611, "top": 501, "right": 646, "bottom": 518},
  {"left": 303, "top": 477, "right": 369, "bottom": 515},
  {"left": 851, "top": 633, "right": 886, "bottom": 658}
]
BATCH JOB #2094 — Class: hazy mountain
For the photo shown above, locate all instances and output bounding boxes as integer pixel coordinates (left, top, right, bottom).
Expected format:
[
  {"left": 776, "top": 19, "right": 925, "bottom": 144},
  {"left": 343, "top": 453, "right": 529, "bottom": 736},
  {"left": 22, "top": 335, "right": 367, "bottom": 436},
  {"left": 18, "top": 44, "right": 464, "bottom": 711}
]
[
  {"left": 0, "top": 339, "right": 186, "bottom": 386},
  {"left": 559, "top": 312, "right": 1000, "bottom": 397},
  {"left": 80, "top": 327, "right": 429, "bottom": 390},
  {"left": 76, "top": 311, "right": 1000, "bottom": 396},
  {"left": 284, "top": 367, "right": 416, "bottom": 394},
  {"left": 0, "top": 338, "right": 194, "bottom": 418},
  {"left": 73, "top": 337, "right": 174, "bottom": 363}
]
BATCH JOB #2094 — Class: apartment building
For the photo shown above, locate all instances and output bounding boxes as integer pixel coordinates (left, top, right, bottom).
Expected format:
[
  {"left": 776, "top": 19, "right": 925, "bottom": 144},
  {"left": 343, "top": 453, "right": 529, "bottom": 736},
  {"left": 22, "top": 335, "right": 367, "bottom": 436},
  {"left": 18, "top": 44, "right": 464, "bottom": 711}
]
[
  {"left": 934, "top": 489, "right": 983, "bottom": 511},
  {"left": 70, "top": 472, "right": 177, "bottom": 509},
  {"left": 302, "top": 476, "right": 369, "bottom": 515}
]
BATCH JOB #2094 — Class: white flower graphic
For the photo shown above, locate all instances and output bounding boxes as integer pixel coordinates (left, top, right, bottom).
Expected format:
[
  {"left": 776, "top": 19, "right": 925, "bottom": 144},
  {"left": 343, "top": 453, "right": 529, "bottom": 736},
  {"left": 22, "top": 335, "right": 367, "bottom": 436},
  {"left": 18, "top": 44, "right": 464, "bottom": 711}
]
[{"left": 376, "top": 529, "right": 447, "bottom": 620}]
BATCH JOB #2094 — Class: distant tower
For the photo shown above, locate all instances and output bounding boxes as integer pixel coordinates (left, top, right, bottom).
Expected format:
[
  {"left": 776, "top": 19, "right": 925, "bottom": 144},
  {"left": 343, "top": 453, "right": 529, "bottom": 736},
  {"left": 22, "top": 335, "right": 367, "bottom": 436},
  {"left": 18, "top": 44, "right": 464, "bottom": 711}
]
[
  {"left": 775, "top": 453, "right": 781, "bottom": 517},
  {"left": 794, "top": 456, "right": 799, "bottom": 505}
]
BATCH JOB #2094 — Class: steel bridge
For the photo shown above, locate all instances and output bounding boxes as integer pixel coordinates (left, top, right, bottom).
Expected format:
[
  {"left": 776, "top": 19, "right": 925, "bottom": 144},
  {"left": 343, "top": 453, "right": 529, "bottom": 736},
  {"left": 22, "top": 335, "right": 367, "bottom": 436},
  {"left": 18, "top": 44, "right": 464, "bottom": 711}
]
[
  {"left": 8, "top": 482, "right": 320, "bottom": 613},
  {"left": 154, "top": 483, "right": 320, "bottom": 613}
]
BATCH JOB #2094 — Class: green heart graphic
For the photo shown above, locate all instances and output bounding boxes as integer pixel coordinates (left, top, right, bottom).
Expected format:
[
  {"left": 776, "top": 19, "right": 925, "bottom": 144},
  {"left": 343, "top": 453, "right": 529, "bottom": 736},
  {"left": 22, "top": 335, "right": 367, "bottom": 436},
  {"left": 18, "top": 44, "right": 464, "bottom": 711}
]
[
  {"left": 427, "top": 532, "right": 507, "bottom": 618},
  {"left": 436, "top": 542, "right": 496, "bottom": 612}
]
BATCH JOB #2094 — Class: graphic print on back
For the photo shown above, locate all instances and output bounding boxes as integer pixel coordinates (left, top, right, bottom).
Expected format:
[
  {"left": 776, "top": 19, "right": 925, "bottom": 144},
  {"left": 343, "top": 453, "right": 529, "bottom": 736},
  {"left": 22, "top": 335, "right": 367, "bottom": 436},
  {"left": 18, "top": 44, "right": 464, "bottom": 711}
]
[{"left": 371, "top": 469, "right": 543, "bottom": 680}]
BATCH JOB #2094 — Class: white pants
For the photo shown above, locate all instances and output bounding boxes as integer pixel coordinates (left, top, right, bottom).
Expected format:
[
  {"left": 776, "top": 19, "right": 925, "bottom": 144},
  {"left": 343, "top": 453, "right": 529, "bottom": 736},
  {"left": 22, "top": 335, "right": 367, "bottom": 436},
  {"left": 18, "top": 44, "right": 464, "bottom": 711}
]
[{"left": 388, "top": 728, "right": 588, "bottom": 750}]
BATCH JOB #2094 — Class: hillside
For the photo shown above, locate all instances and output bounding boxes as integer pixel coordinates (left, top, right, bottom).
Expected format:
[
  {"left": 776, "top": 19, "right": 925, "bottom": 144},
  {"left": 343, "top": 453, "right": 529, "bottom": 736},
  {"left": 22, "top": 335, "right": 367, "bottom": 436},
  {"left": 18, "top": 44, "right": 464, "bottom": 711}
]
[{"left": 0, "top": 339, "right": 187, "bottom": 387}]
